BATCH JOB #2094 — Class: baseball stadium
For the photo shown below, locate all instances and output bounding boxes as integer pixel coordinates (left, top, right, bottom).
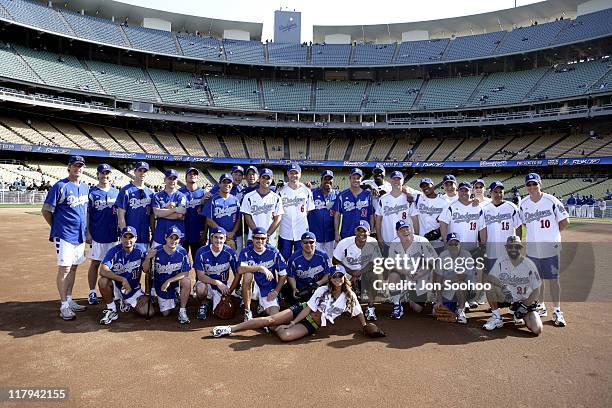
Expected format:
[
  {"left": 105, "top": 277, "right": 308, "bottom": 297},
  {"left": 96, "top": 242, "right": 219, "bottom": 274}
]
[{"left": 0, "top": 0, "right": 611, "bottom": 406}]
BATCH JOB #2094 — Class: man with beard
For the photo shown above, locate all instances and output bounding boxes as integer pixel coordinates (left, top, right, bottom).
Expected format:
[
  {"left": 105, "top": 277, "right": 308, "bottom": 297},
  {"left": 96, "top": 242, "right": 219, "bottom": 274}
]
[{"left": 308, "top": 170, "right": 337, "bottom": 258}]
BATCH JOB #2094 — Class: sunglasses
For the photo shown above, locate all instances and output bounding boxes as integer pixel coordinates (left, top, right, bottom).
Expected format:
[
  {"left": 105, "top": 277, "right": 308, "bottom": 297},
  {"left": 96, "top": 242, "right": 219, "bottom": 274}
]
[
  {"left": 253, "top": 236, "right": 266, "bottom": 241},
  {"left": 302, "top": 240, "right": 315, "bottom": 245},
  {"left": 331, "top": 273, "right": 344, "bottom": 279}
]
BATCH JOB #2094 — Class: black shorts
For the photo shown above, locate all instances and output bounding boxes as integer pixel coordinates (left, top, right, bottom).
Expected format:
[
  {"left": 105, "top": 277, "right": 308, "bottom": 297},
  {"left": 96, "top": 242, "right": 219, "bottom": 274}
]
[{"left": 289, "top": 302, "right": 319, "bottom": 335}]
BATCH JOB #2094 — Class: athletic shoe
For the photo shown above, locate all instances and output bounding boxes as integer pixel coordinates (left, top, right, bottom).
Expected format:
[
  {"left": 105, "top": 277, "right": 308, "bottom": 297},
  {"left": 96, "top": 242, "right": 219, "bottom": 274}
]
[
  {"left": 68, "top": 300, "right": 87, "bottom": 312},
  {"left": 99, "top": 309, "right": 118, "bottom": 325},
  {"left": 257, "top": 304, "right": 265, "bottom": 315},
  {"left": 197, "top": 304, "right": 208, "bottom": 320},
  {"left": 365, "top": 306, "right": 377, "bottom": 321},
  {"left": 178, "top": 309, "right": 190, "bottom": 324},
  {"left": 483, "top": 315, "right": 503, "bottom": 331},
  {"left": 468, "top": 301, "right": 479, "bottom": 309},
  {"left": 390, "top": 304, "right": 404, "bottom": 320},
  {"left": 119, "top": 300, "right": 131, "bottom": 313},
  {"left": 536, "top": 303, "right": 547, "bottom": 317},
  {"left": 244, "top": 310, "right": 253, "bottom": 322},
  {"left": 553, "top": 310, "right": 566, "bottom": 327},
  {"left": 512, "top": 312, "right": 524, "bottom": 326},
  {"left": 212, "top": 325, "right": 232, "bottom": 338},
  {"left": 88, "top": 292, "right": 99, "bottom": 305},
  {"left": 59, "top": 305, "right": 76, "bottom": 321},
  {"left": 456, "top": 309, "right": 467, "bottom": 324}
]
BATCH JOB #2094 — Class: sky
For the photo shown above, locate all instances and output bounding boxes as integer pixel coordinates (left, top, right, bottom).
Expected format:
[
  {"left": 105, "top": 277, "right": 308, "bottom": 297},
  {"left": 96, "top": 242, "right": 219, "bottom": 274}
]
[{"left": 120, "top": 0, "right": 543, "bottom": 41}]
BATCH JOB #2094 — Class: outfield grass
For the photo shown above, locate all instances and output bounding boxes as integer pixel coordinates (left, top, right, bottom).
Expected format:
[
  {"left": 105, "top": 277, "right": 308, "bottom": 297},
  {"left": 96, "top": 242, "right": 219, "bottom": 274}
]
[{"left": 0, "top": 204, "right": 43, "bottom": 208}]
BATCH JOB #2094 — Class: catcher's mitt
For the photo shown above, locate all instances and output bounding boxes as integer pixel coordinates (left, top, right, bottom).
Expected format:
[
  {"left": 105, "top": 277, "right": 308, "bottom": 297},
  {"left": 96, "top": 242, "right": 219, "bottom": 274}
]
[
  {"left": 213, "top": 295, "right": 238, "bottom": 320},
  {"left": 225, "top": 238, "right": 237, "bottom": 250},
  {"left": 424, "top": 228, "right": 441, "bottom": 242},
  {"left": 363, "top": 323, "right": 386, "bottom": 338},
  {"left": 433, "top": 305, "right": 457, "bottom": 323},
  {"left": 510, "top": 301, "right": 537, "bottom": 320}
]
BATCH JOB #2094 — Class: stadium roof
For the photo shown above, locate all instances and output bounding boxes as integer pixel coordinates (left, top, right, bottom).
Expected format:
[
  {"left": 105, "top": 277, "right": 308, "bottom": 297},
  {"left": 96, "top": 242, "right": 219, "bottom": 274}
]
[
  {"left": 51, "top": 0, "right": 263, "bottom": 40},
  {"left": 313, "top": 0, "right": 586, "bottom": 43}
]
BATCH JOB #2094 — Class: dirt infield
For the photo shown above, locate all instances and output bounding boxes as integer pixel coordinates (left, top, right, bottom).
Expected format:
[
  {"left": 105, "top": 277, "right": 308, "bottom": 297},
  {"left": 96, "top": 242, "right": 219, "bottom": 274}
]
[{"left": 0, "top": 209, "right": 611, "bottom": 407}]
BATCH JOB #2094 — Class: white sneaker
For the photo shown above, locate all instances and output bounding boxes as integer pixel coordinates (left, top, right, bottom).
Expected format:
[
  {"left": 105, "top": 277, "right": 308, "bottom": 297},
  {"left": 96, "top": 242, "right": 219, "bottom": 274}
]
[
  {"left": 257, "top": 304, "right": 265, "bottom": 315},
  {"left": 178, "top": 309, "right": 190, "bottom": 324},
  {"left": 456, "top": 309, "right": 467, "bottom": 324},
  {"left": 537, "top": 303, "right": 547, "bottom": 317},
  {"left": 483, "top": 315, "right": 503, "bottom": 331},
  {"left": 212, "top": 325, "right": 232, "bottom": 338},
  {"left": 99, "top": 309, "right": 118, "bottom": 325},
  {"left": 365, "top": 306, "right": 377, "bottom": 321},
  {"left": 244, "top": 310, "right": 253, "bottom": 322},
  {"left": 553, "top": 310, "right": 566, "bottom": 327},
  {"left": 68, "top": 300, "right": 87, "bottom": 312},
  {"left": 513, "top": 313, "right": 525, "bottom": 326},
  {"left": 119, "top": 300, "right": 131, "bottom": 313},
  {"left": 59, "top": 305, "right": 76, "bottom": 321}
]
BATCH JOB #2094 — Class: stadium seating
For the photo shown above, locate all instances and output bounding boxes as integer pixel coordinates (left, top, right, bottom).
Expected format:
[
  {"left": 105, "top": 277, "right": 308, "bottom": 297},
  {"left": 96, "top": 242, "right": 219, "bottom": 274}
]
[
  {"left": 365, "top": 79, "right": 423, "bottom": 112},
  {"left": 223, "top": 39, "right": 265, "bottom": 64},
  {"left": 52, "top": 121, "right": 103, "bottom": 151},
  {"left": 206, "top": 76, "right": 260, "bottom": 110},
  {"left": 223, "top": 134, "right": 247, "bottom": 158},
  {"left": 152, "top": 131, "right": 187, "bottom": 155},
  {"left": 315, "top": 81, "right": 366, "bottom": 112},
  {"left": 553, "top": 8, "right": 612, "bottom": 45},
  {"left": 0, "top": 0, "right": 71, "bottom": 35},
  {"left": 242, "top": 134, "right": 266, "bottom": 159},
  {"left": 267, "top": 43, "right": 308, "bottom": 65},
  {"left": 1, "top": 117, "right": 54, "bottom": 146},
  {"left": 352, "top": 43, "right": 396, "bottom": 65},
  {"left": 261, "top": 79, "right": 311, "bottom": 111},
  {"left": 122, "top": 25, "right": 178, "bottom": 55},
  {"left": 389, "top": 138, "right": 415, "bottom": 161},
  {"left": 148, "top": 69, "right": 210, "bottom": 106},
  {"left": 175, "top": 131, "right": 204, "bottom": 156},
  {"left": 267, "top": 136, "right": 285, "bottom": 159},
  {"left": 445, "top": 31, "right": 506, "bottom": 61},
  {"left": 495, "top": 20, "right": 568, "bottom": 55},
  {"left": 428, "top": 138, "right": 463, "bottom": 161},
  {"left": 87, "top": 60, "right": 158, "bottom": 102},
  {"left": 350, "top": 138, "right": 373, "bottom": 161},
  {"left": 450, "top": 137, "right": 485, "bottom": 161},
  {"left": 176, "top": 34, "right": 224, "bottom": 60},
  {"left": 326, "top": 137, "right": 349, "bottom": 161},
  {"left": 0, "top": 121, "right": 35, "bottom": 145},
  {"left": 127, "top": 130, "right": 166, "bottom": 154},
  {"left": 0, "top": 44, "right": 43, "bottom": 84},
  {"left": 37, "top": 161, "right": 98, "bottom": 185},
  {"left": 468, "top": 67, "right": 549, "bottom": 107},
  {"left": 198, "top": 133, "right": 225, "bottom": 157},
  {"left": 288, "top": 136, "right": 308, "bottom": 159},
  {"left": 410, "top": 138, "right": 440, "bottom": 160},
  {"left": 311, "top": 44, "right": 351, "bottom": 66},
  {"left": 60, "top": 10, "right": 127, "bottom": 47},
  {"left": 395, "top": 39, "right": 448, "bottom": 64},
  {"left": 0, "top": 163, "right": 51, "bottom": 186},
  {"left": 308, "top": 137, "right": 328, "bottom": 160},
  {"left": 104, "top": 128, "right": 145, "bottom": 153},
  {"left": 367, "top": 137, "right": 394, "bottom": 161},
  {"left": 417, "top": 75, "right": 482, "bottom": 110},
  {"left": 29, "top": 120, "right": 80, "bottom": 149}
]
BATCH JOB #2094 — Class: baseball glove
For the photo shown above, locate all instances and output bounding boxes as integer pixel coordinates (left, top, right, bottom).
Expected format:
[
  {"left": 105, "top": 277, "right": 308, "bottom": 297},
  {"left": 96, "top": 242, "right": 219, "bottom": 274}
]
[
  {"left": 363, "top": 322, "right": 386, "bottom": 338},
  {"left": 213, "top": 295, "right": 238, "bottom": 320},
  {"left": 424, "top": 228, "right": 441, "bottom": 242},
  {"left": 510, "top": 301, "right": 537, "bottom": 320},
  {"left": 433, "top": 305, "right": 457, "bottom": 323}
]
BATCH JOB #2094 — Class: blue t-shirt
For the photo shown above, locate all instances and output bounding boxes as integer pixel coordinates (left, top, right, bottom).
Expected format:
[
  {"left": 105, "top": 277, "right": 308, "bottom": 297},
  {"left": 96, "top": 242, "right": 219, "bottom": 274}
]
[
  {"left": 204, "top": 193, "right": 240, "bottom": 233},
  {"left": 102, "top": 244, "right": 146, "bottom": 299},
  {"left": 287, "top": 248, "right": 331, "bottom": 290},
  {"left": 88, "top": 186, "right": 119, "bottom": 243},
  {"left": 308, "top": 188, "right": 337, "bottom": 243},
  {"left": 116, "top": 183, "right": 154, "bottom": 244},
  {"left": 193, "top": 244, "right": 238, "bottom": 293},
  {"left": 151, "top": 245, "right": 191, "bottom": 299},
  {"left": 333, "top": 188, "right": 374, "bottom": 239},
  {"left": 43, "top": 178, "right": 89, "bottom": 244},
  {"left": 152, "top": 190, "right": 187, "bottom": 244},
  {"left": 238, "top": 244, "right": 287, "bottom": 297},
  {"left": 179, "top": 186, "right": 207, "bottom": 243}
]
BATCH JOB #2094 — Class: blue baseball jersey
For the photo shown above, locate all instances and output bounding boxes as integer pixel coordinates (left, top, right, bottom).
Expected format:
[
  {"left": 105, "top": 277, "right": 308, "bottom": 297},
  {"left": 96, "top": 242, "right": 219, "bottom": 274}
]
[
  {"left": 239, "top": 244, "right": 287, "bottom": 297},
  {"left": 102, "top": 244, "right": 145, "bottom": 299},
  {"left": 204, "top": 193, "right": 240, "bottom": 233},
  {"left": 152, "top": 190, "right": 187, "bottom": 244},
  {"left": 179, "top": 186, "right": 207, "bottom": 243},
  {"left": 116, "top": 183, "right": 154, "bottom": 244},
  {"left": 193, "top": 244, "right": 238, "bottom": 293},
  {"left": 151, "top": 245, "right": 191, "bottom": 300},
  {"left": 287, "top": 249, "right": 331, "bottom": 289},
  {"left": 88, "top": 186, "right": 119, "bottom": 243},
  {"left": 308, "top": 188, "right": 337, "bottom": 243},
  {"left": 566, "top": 196, "right": 576, "bottom": 205},
  {"left": 333, "top": 189, "right": 374, "bottom": 239},
  {"left": 43, "top": 178, "right": 89, "bottom": 244},
  {"left": 210, "top": 183, "right": 246, "bottom": 203}
]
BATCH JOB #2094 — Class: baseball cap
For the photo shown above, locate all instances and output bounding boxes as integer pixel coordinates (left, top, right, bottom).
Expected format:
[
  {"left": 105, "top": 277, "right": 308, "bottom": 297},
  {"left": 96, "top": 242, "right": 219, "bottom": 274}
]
[
  {"left": 321, "top": 169, "right": 334, "bottom": 179},
  {"left": 489, "top": 181, "right": 504, "bottom": 191},
  {"left": 330, "top": 265, "right": 348, "bottom": 278},
  {"left": 164, "top": 169, "right": 179, "bottom": 179},
  {"left": 211, "top": 226, "right": 227, "bottom": 235},
  {"left": 420, "top": 178, "right": 434, "bottom": 186},
  {"left": 473, "top": 179, "right": 485, "bottom": 187},
  {"left": 219, "top": 173, "right": 233, "bottom": 183},
  {"left": 373, "top": 164, "right": 385, "bottom": 174},
  {"left": 447, "top": 232, "right": 460, "bottom": 242},
  {"left": 135, "top": 161, "right": 149, "bottom": 171},
  {"left": 260, "top": 168, "right": 273, "bottom": 179},
  {"left": 252, "top": 226, "right": 268, "bottom": 237},
  {"left": 350, "top": 168, "right": 363, "bottom": 177},
  {"left": 165, "top": 226, "right": 183, "bottom": 239},
  {"left": 68, "top": 155, "right": 85, "bottom": 165},
  {"left": 506, "top": 235, "right": 524, "bottom": 247},
  {"left": 287, "top": 164, "right": 301, "bottom": 174},
  {"left": 186, "top": 167, "right": 199, "bottom": 175},
  {"left": 231, "top": 165, "right": 244, "bottom": 174},
  {"left": 395, "top": 219, "right": 412, "bottom": 231},
  {"left": 458, "top": 181, "right": 472, "bottom": 190},
  {"left": 301, "top": 231, "right": 316, "bottom": 241},
  {"left": 246, "top": 165, "right": 259, "bottom": 175},
  {"left": 442, "top": 174, "right": 457, "bottom": 184},
  {"left": 525, "top": 173, "right": 541, "bottom": 185},
  {"left": 390, "top": 171, "right": 404, "bottom": 179},
  {"left": 121, "top": 226, "right": 137, "bottom": 237},
  {"left": 355, "top": 220, "right": 371, "bottom": 233},
  {"left": 96, "top": 163, "right": 111, "bottom": 173}
]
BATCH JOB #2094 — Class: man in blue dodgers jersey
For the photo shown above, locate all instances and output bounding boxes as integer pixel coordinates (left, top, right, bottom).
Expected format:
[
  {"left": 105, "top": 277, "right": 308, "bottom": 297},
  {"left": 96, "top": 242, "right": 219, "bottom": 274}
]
[
  {"left": 286, "top": 231, "right": 331, "bottom": 303},
  {"left": 85, "top": 163, "right": 119, "bottom": 305},
  {"left": 116, "top": 161, "right": 154, "bottom": 252},
  {"left": 566, "top": 193, "right": 576, "bottom": 217},
  {"left": 519, "top": 173, "right": 569, "bottom": 327},
  {"left": 41, "top": 155, "right": 90, "bottom": 321},
  {"left": 152, "top": 169, "right": 187, "bottom": 247},
  {"left": 97, "top": 226, "right": 151, "bottom": 325},
  {"left": 240, "top": 168, "right": 284, "bottom": 246},
  {"left": 333, "top": 168, "right": 374, "bottom": 242},
  {"left": 308, "top": 170, "right": 337, "bottom": 258},
  {"left": 412, "top": 178, "right": 449, "bottom": 253},
  {"left": 179, "top": 167, "right": 207, "bottom": 256},
  {"left": 142, "top": 226, "right": 192, "bottom": 324},
  {"left": 238, "top": 227, "right": 288, "bottom": 322},
  {"left": 204, "top": 173, "right": 241, "bottom": 251},
  {"left": 193, "top": 227, "right": 239, "bottom": 320}
]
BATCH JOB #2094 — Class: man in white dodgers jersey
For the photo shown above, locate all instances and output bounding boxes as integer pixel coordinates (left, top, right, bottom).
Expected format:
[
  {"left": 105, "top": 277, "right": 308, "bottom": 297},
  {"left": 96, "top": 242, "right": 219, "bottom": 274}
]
[
  {"left": 412, "top": 178, "right": 448, "bottom": 253},
  {"left": 519, "top": 173, "right": 569, "bottom": 327},
  {"left": 472, "top": 179, "right": 492, "bottom": 205},
  {"left": 441, "top": 174, "right": 458, "bottom": 203},
  {"left": 240, "top": 168, "right": 284, "bottom": 246}
]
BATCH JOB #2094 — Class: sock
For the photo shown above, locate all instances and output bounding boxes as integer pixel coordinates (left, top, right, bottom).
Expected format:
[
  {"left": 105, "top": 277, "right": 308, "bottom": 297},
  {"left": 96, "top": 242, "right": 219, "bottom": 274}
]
[
  {"left": 66, "top": 295, "right": 73, "bottom": 303},
  {"left": 180, "top": 307, "right": 186, "bottom": 313},
  {"left": 553, "top": 307, "right": 561, "bottom": 313},
  {"left": 492, "top": 308, "right": 501, "bottom": 318},
  {"left": 107, "top": 302, "right": 117, "bottom": 312},
  {"left": 61, "top": 301, "right": 69, "bottom": 309},
  {"left": 391, "top": 294, "right": 401, "bottom": 304},
  {"left": 89, "top": 289, "right": 96, "bottom": 295}
]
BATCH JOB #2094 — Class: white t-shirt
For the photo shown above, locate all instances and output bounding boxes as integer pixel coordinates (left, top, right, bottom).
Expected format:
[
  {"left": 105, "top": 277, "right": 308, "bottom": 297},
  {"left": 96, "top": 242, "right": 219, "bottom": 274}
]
[
  {"left": 519, "top": 193, "right": 568, "bottom": 258},
  {"left": 489, "top": 256, "right": 542, "bottom": 302},
  {"left": 437, "top": 248, "right": 475, "bottom": 299},
  {"left": 307, "top": 286, "right": 362, "bottom": 326},
  {"left": 476, "top": 196, "right": 492, "bottom": 205},
  {"left": 388, "top": 235, "right": 437, "bottom": 295},
  {"left": 278, "top": 184, "right": 315, "bottom": 241},
  {"left": 442, "top": 193, "right": 458, "bottom": 204},
  {"left": 240, "top": 189, "right": 285, "bottom": 242},
  {"left": 413, "top": 193, "right": 448, "bottom": 248},
  {"left": 482, "top": 201, "right": 522, "bottom": 259},
  {"left": 333, "top": 236, "right": 381, "bottom": 271},
  {"left": 437, "top": 200, "right": 485, "bottom": 249},
  {"left": 375, "top": 192, "right": 416, "bottom": 242}
]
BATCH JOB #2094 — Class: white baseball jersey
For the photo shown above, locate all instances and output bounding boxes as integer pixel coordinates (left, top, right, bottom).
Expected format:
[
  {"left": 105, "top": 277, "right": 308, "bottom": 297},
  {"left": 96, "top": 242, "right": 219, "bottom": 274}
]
[
  {"left": 413, "top": 193, "right": 448, "bottom": 248},
  {"left": 389, "top": 235, "right": 437, "bottom": 295},
  {"left": 442, "top": 193, "right": 459, "bottom": 204},
  {"left": 361, "top": 179, "right": 392, "bottom": 209},
  {"left": 476, "top": 196, "right": 492, "bottom": 205},
  {"left": 482, "top": 201, "right": 522, "bottom": 259},
  {"left": 240, "top": 190, "right": 284, "bottom": 242},
  {"left": 278, "top": 184, "right": 315, "bottom": 241},
  {"left": 519, "top": 193, "right": 568, "bottom": 258},
  {"left": 333, "top": 236, "right": 381, "bottom": 271},
  {"left": 489, "top": 257, "right": 542, "bottom": 302},
  {"left": 438, "top": 200, "right": 485, "bottom": 250},
  {"left": 375, "top": 192, "right": 416, "bottom": 242}
]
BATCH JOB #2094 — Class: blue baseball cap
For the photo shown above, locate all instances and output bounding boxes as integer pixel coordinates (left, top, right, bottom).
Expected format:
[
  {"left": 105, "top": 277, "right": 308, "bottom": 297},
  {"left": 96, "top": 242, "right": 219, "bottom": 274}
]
[
  {"left": 373, "top": 164, "right": 386, "bottom": 174},
  {"left": 219, "top": 173, "right": 233, "bottom": 183},
  {"left": 350, "top": 168, "right": 363, "bottom": 177},
  {"left": 489, "top": 181, "right": 505, "bottom": 191},
  {"left": 525, "top": 173, "right": 541, "bottom": 185},
  {"left": 395, "top": 220, "right": 412, "bottom": 231},
  {"left": 165, "top": 226, "right": 183, "bottom": 239},
  {"left": 252, "top": 227, "right": 268, "bottom": 236},
  {"left": 321, "top": 170, "right": 334, "bottom": 179},
  {"left": 355, "top": 220, "right": 371, "bottom": 233},
  {"left": 135, "top": 161, "right": 149, "bottom": 170},
  {"left": 260, "top": 168, "right": 273, "bottom": 179},
  {"left": 211, "top": 226, "right": 227, "bottom": 235},
  {"left": 442, "top": 174, "right": 457, "bottom": 184},
  {"left": 121, "top": 226, "right": 137, "bottom": 237},
  {"left": 458, "top": 181, "right": 472, "bottom": 190},
  {"left": 420, "top": 178, "right": 434, "bottom": 186},
  {"left": 473, "top": 179, "right": 485, "bottom": 187},
  {"left": 232, "top": 165, "right": 244, "bottom": 174},
  {"left": 390, "top": 171, "right": 404, "bottom": 179},
  {"left": 287, "top": 164, "right": 301, "bottom": 174},
  {"left": 447, "top": 232, "right": 460, "bottom": 242},
  {"left": 68, "top": 155, "right": 85, "bottom": 165},
  {"left": 186, "top": 167, "right": 199, "bottom": 175},
  {"left": 96, "top": 163, "right": 111, "bottom": 173},
  {"left": 301, "top": 231, "right": 316, "bottom": 241},
  {"left": 246, "top": 165, "right": 259, "bottom": 174},
  {"left": 164, "top": 169, "right": 179, "bottom": 179}
]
